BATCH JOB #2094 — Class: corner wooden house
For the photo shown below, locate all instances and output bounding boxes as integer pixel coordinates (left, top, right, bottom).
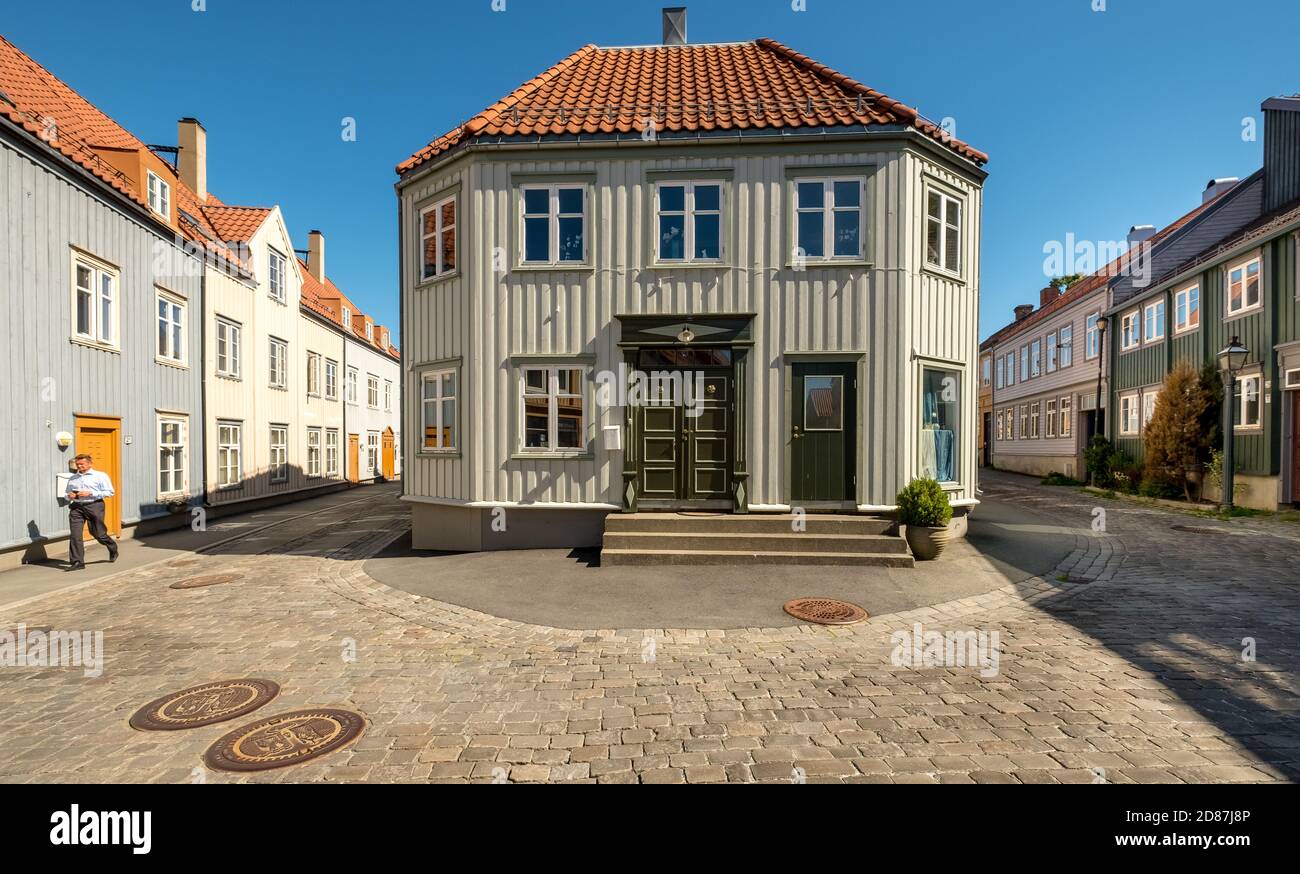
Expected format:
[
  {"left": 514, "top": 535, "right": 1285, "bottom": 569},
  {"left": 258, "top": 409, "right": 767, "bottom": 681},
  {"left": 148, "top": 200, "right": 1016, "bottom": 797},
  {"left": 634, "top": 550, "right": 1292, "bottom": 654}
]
[{"left": 396, "top": 13, "right": 988, "bottom": 557}]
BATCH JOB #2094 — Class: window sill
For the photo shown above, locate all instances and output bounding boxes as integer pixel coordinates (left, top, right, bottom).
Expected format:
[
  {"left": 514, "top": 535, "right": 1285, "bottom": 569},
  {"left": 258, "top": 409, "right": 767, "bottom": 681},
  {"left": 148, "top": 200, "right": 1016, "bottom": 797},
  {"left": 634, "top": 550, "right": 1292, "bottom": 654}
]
[
  {"left": 1233, "top": 425, "right": 1264, "bottom": 434},
  {"left": 155, "top": 357, "right": 189, "bottom": 370},
  {"left": 416, "top": 270, "right": 460, "bottom": 288},
  {"left": 70, "top": 337, "right": 121, "bottom": 354},
  {"left": 512, "top": 451, "right": 593, "bottom": 461},
  {"left": 1173, "top": 324, "right": 1201, "bottom": 336},
  {"left": 786, "top": 259, "right": 872, "bottom": 270},
  {"left": 646, "top": 261, "right": 731, "bottom": 271},
  {"left": 1225, "top": 306, "right": 1264, "bottom": 322},
  {"left": 217, "top": 372, "right": 242, "bottom": 381},
  {"left": 269, "top": 385, "right": 288, "bottom": 392},
  {"left": 922, "top": 264, "right": 965, "bottom": 284},
  {"left": 419, "top": 450, "right": 462, "bottom": 459},
  {"left": 513, "top": 263, "right": 595, "bottom": 273}
]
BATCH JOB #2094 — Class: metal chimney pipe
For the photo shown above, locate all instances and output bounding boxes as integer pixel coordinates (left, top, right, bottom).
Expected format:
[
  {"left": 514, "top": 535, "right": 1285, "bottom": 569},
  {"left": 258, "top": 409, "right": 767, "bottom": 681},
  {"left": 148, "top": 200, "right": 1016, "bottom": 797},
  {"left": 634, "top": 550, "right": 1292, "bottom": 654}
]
[{"left": 663, "top": 7, "right": 687, "bottom": 46}]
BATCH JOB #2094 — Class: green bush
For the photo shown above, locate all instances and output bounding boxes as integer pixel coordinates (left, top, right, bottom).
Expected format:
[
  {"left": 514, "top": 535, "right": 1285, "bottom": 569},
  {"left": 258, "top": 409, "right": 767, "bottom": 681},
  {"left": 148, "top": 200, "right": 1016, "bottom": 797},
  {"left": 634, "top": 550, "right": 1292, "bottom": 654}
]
[
  {"left": 896, "top": 478, "right": 953, "bottom": 528},
  {"left": 1138, "top": 475, "right": 1182, "bottom": 500},
  {"left": 1042, "top": 472, "right": 1084, "bottom": 487},
  {"left": 1084, "top": 436, "right": 1132, "bottom": 489}
]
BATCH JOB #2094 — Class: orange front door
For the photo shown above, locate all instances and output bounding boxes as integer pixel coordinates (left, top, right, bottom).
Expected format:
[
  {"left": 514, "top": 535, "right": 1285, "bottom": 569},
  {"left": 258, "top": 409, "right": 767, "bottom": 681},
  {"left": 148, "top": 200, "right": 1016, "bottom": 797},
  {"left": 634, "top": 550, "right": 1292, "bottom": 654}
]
[
  {"left": 348, "top": 434, "right": 360, "bottom": 484},
  {"left": 74, "top": 415, "right": 122, "bottom": 537},
  {"left": 381, "top": 428, "right": 395, "bottom": 480}
]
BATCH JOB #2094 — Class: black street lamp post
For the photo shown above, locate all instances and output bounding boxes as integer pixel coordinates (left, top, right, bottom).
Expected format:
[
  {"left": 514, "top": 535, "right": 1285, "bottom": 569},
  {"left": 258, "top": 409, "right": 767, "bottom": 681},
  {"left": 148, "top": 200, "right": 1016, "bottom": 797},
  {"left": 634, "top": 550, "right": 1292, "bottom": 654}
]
[{"left": 1217, "top": 337, "right": 1249, "bottom": 511}]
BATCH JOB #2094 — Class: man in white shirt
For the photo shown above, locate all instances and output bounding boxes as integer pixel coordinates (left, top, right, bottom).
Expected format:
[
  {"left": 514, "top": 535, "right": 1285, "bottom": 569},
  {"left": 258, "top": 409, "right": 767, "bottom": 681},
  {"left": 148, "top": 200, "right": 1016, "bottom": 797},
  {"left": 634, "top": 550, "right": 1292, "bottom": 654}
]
[{"left": 65, "top": 453, "right": 118, "bottom": 571}]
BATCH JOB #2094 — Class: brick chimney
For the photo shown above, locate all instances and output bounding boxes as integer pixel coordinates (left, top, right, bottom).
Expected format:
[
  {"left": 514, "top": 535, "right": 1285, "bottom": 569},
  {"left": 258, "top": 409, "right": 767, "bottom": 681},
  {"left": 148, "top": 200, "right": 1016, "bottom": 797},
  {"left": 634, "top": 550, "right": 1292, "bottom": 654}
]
[
  {"left": 308, "top": 230, "right": 325, "bottom": 282},
  {"left": 1014, "top": 304, "right": 1035, "bottom": 322},
  {"left": 1040, "top": 284, "right": 1062, "bottom": 308},
  {"left": 177, "top": 118, "right": 206, "bottom": 202}
]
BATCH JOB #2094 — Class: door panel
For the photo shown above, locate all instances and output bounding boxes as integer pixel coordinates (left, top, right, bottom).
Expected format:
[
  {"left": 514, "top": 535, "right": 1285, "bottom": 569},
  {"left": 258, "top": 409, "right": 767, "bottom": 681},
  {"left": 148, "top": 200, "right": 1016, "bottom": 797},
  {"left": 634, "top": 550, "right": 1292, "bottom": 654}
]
[
  {"left": 790, "top": 363, "right": 856, "bottom": 503},
  {"left": 74, "top": 416, "right": 121, "bottom": 537},
  {"left": 382, "top": 429, "right": 396, "bottom": 479},
  {"left": 634, "top": 362, "right": 733, "bottom": 506},
  {"left": 347, "top": 435, "right": 360, "bottom": 484}
]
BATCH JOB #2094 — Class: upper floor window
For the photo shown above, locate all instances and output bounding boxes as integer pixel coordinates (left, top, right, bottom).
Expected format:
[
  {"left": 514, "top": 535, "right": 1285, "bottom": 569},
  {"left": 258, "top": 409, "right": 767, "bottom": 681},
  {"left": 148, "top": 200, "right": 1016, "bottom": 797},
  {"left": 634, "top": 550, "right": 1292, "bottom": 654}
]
[
  {"left": 1004, "top": 352, "right": 1016, "bottom": 386},
  {"left": 995, "top": 357, "right": 1005, "bottom": 389},
  {"left": 72, "top": 252, "right": 118, "bottom": 349},
  {"left": 268, "top": 337, "right": 288, "bottom": 389},
  {"left": 981, "top": 357, "right": 992, "bottom": 387},
  {"left": 342, "top": 307, "right": 352, "bottom": 329},
  {"left": 1030, "top": 339, "right": 1042, "bottom": 378},
  {"left": 216, "top": 317, "right": 241, "bottom": 378},
  {"left": 656, "top": 181, "right": 723, "bottom": 263},
  {"left": 156, "top": 291, "right": 185, "bottom": 365},
  {"left": 1143, "top": 300, "right": 1165, "bottom": 343},
  {"left": 1226, "top": 257, "right": 1261, "bottom": 316},
  {"left": 1120, "top": 310, "right": 1140, "bottom": 351},
  {"left": 384, "top": 380, "right": 393, "bottom": 412},
  {"left": 346, "top": 367, "right": 358, "bottom": 404},
  {"left": 147, "top": 171, "right": 171, "bottom": 219},
  {"left": 925, "top": 188, "right": 963, "bottom": 274},
  {"left": 1059, "top": 324, "right": 1074, "bottom": 368},
  {"left": 367, "top": 374, "right": 380, "bottom": 409},
  {"left": 324, "top": 358, "right": 339, "bottom": 399},
  {"left": 1085, "top": 313, "right": 1101, "bottom": 359},
  {"left": 420, "top": 195, "right": 457, "bottom": 280},
  {"left": 1019, "top": 345, "right": 1029, "bottom": 381},
  {"left": 307, "top": 352, "right": 321, "bottom": 397},
  {"left": 522, "top": 184, "right": 586, "bottom": 265},
  {"left": 268, "top": 247, "right": 287, "bottom": 303},
  {"left": 365, "top": 321, "right": 373, "bottom": 342},
  {"left": 1046, "top": 331, "right": 1058, "bottom": 373},
  {"left": 795, "top": 178, "right": 864, "bottom": 262},
  {"left": 381, "top": 329, "right": 390, "bottom": 349},
  {"left": 1174, "top": 284, "right": 1200, "bottom": 333}
]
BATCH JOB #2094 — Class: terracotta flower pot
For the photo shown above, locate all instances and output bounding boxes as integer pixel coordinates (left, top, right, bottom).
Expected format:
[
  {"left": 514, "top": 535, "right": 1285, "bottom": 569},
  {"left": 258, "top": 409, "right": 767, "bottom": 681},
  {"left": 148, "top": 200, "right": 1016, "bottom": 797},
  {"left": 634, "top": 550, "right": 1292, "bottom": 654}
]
[{"left": 905, "top": 525, "right": 950, "bottom": 561}]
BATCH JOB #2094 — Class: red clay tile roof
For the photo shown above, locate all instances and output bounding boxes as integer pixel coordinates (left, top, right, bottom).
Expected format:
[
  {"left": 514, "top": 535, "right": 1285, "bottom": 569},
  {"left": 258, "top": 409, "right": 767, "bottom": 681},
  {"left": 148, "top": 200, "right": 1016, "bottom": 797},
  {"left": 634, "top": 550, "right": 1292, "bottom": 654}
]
[
  {"left": 398, "top": 39, "right": 986, "bottom": 175},
  {"left": 297, "top": 258, "right": 400, "bottom": 360},
  {"left": 982, "top": 191, "right": 1230, "bottom": 348},
  {"left": 202, "top": 205, "right": 272, "bottom": 243}
]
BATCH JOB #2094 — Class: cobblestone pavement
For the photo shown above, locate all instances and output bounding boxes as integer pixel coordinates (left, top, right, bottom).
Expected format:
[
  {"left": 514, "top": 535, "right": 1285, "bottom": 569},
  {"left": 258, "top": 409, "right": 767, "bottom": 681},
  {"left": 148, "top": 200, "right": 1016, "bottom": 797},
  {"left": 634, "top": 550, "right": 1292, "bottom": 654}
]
[{"left": 1, "top": 472, "right": 1296, "bottom": 784}]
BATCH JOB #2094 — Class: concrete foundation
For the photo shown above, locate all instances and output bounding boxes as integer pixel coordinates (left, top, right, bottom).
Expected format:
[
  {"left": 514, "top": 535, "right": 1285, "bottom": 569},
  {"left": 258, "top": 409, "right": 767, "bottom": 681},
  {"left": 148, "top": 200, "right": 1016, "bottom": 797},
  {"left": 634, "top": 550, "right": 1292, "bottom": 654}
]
[
  {"left": 991, "top": 453, "right": 1081, "bottom": 481},
  {"left": 410, "top": 502, "right": 612, "bottom": 552}
]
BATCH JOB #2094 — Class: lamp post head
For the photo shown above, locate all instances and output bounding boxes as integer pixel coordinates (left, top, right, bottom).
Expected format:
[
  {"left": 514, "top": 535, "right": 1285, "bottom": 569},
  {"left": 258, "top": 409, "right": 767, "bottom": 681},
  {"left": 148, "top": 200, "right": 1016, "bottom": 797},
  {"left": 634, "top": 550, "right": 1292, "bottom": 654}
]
[
  {"left": 1096, "top": 315, "right": 1109, "bottom": 333},
  {"left": 1218, "top": 337, "right": 1249, "bottom": 374}
]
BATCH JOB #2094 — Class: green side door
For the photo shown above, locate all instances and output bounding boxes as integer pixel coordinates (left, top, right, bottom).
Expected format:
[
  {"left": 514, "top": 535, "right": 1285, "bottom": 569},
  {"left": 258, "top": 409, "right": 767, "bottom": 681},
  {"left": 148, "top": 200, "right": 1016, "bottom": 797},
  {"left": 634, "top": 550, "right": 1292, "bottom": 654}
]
[{"left": 791, "top": 362, "right": 857, "bottom": 502}]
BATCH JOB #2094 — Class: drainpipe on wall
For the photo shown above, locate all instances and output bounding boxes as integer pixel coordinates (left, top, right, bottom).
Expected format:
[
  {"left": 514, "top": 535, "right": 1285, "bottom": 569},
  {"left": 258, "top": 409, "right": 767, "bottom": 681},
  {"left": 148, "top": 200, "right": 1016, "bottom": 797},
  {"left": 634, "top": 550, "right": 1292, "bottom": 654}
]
[
  {"left": 397, "top": 196, "right": 406, "bottom": 494},
  {"left": 199, "top": 268, "right": 209, "bottom": 511}
]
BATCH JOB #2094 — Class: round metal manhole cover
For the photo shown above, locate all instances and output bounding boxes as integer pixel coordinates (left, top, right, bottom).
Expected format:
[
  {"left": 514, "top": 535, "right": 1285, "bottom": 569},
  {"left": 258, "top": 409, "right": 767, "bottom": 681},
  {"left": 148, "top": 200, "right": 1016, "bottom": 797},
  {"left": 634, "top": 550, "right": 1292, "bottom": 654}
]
[
  {"left": 129, "top": 679, "right": 280, "bottom": 731},
  {"left": 783, "top": 598, "right": 869, "bottom": 625},
  {"left": 170, "top": 573, "right": 242, "bottom": 590},
  {"left": 204, "top": 708, "right": 366, "bottom": 772}
]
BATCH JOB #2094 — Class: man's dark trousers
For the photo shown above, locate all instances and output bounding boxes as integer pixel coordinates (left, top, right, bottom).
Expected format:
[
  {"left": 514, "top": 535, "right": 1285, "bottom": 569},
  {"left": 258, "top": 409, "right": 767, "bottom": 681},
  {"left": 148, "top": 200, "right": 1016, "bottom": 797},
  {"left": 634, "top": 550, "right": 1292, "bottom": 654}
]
[{"left": 68, "top": 501, "right": 116, "bottom": 565}]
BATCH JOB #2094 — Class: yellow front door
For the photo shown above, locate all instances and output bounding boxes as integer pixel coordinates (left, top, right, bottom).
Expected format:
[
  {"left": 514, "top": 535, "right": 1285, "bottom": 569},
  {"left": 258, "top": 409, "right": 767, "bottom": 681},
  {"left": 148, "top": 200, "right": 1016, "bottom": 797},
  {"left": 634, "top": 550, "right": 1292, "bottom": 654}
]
[
  {"left": 347, "top": 434, "right": 360, "bottom": 484},
  {"left": 74, "top": 415, "right": 122, "bottom": 537},
  {"left": 382, "top": 429, "right": 395, "bottom": 480}
]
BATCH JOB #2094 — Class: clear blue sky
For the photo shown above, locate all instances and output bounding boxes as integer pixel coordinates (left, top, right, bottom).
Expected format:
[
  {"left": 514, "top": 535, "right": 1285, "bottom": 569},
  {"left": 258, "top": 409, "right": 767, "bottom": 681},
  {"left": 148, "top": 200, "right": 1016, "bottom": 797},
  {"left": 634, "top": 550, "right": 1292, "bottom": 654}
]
[{"left": 5, "top": 0, "right": 1297, "bottom": 341}]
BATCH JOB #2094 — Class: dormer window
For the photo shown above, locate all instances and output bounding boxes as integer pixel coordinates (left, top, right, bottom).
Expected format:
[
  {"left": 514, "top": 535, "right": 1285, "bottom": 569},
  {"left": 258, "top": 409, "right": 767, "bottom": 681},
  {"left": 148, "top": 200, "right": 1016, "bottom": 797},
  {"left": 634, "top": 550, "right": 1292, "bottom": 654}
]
[
  {"left": 267, "top": 247, "right": 287, "bottom": 303},
  {"left": 147, "top": 171, "right": 171, "bottom": 219},
  {"left": 365, "top": 322, "right": 373, "bottom": 341},
  {"left": 381, "top": 329, "right": 389, "bottom": 348},
  {"left": 342, "top": 308, "right": 352, "bottom": 329}
]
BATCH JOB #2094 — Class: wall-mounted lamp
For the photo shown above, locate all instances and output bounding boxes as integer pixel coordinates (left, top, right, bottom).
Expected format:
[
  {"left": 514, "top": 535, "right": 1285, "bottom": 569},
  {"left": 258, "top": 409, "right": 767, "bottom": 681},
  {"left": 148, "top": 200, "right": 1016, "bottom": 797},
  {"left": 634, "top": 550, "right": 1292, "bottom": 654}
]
[{"left": 55, "top": 431, "right": 73, "bottom": 449}]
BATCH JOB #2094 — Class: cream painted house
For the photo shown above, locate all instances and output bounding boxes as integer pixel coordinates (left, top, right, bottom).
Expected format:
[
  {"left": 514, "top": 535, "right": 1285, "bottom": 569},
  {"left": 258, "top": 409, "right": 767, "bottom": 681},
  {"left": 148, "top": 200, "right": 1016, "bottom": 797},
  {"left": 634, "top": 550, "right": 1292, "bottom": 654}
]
[{"left": 397, "top": 19, "right": 988, "bottom": 555}]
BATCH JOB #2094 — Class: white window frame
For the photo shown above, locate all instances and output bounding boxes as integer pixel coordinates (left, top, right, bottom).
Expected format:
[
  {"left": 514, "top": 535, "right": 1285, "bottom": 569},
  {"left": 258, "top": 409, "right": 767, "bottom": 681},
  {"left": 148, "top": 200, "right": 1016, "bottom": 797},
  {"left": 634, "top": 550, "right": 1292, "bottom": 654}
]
[
  {"left": 1045, "top": 399, "right": 1057, "bottom": 439},
  {"left": 384, "top": 380, "right": 393, "bottom": 412},
  {"left": 1030, "top": 339, "right": 1042, "bottom": 378},
  {"left": 520, "top": 183, "right": 589, "bottom": 266},
  {"left": 925, "top": 185, "right": 964, "bottom": 275},
  {"left": 155, "top": 289, "right": 186, "bottom": 366},
  {"left": 1120, "top": 310, "right": 1140, "bottom": 351},
  {"left": 1004, "top": 352, "right": 1016, "bottom": 386},
  {"left": 1030, "top": 401, "right": 1041, "bottom": 439},
  {"left": 794, "top": 176, "right": 866, "bottom": 263},
  {"left": 217, "top": 421, "right": 242, "bottom": 489},
  {"left": 654, "top": 179, "right": 725, "bottom": 264},
  {"left": 995, "top": 357, "right": 1005, "bottom": 389},
  {"left": 1019, "top": 405, "right": 1029, "bottom": 440},
  {"left": 306, "top": 352, "right": 321, "bottom": 397},
  {"left": 1059, "top": 324, "right": 1074, "bottom": 368},
  {"left": 1174, "top": 283, "right": 1201, "bottom": 334},
  {"left": 1060, "top": 396, "right": 1073, "bottom": 438},
  {"left": 346, "top": 367, "right": 358, "bottom": 405},
  {"left": 157, "top": 414, "right": 188, "bottom": 499},
  {"left": 70, "top": 251, "right": 119, "bottom": 350},
  {"left": 269, "top": 425, "right": 289, "bottom": 483},
  {"left": 1020, "top": 345, "right": 1030, "bottom": 382},
  {"left": 267, "top": 247, "right": 287, "bottom": 304},
  {"left": 421, "top": 369, "right": 459, "bottom": 453},
  {"left": 1119, "top": 393, "right": 1140, "bottom": 436},
  {"left": 1142, "top": 389, "right": 1158, "bottom": 430},
  {"left": 519, "top": 366, "right": 588, "bottom": 455},
  {"left": 981, "top": 356, "right": 992, "bottom": 387},
  {"left": 325, "top": 429, "right": 340, "bottom": 476},
  {"left": 365, "top": 321, "right": 373, "bottom": 342},
  {"left": 147, "top": 170, "right": 171, "bottom": 219},
  {"left": 366, "top": 431, "right": 380, "bottom": 476},
  {"left": 995, "top": 410, "right": 1004, "bottom": 441},
  {"left": 306, "top": 427, "right": 322, "bottom": 478},
  {"left": 420, "top": 193, "right": 458, "bottom": 280},
  {"left": 1046, "top": 331, "right": 1058, "bottom": 373},
  {"left": 215, "top": 316, "right": 241, "bottom": 378},
  {"left": 1226, "top": 256, "right": 1263, "bottom": 317},
  {"left": 1235, "top": 373, "right": 1263, "bottom": 430},
  {"left": 1143, "top": 300, "right": 1166, "bottom": 343},
  {"left": 1085, "top": 312, "right": 1101, "bottom": 360},
  {"left": 268, "top": 337, "right": 288, "bottom": 389},
  {"left": 342, "top": 307, "right": 352, "bottom": 329},
  {"left": 367, "top": 374, "right": 380, "bottom": 409},
  {"left": 324, "top": 358, "right": 339, "bottom": 400}
]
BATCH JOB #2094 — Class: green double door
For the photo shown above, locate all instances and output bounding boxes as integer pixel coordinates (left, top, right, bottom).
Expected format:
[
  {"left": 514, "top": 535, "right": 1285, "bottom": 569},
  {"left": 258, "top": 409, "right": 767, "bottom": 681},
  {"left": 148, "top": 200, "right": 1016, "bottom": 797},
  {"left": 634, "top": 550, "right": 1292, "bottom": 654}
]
[
  {"left": 636, "top": 354, "right": 733, "bottom": 508},
  {"left": 790, "top": 362, "right": 857, "bottom": 503}
]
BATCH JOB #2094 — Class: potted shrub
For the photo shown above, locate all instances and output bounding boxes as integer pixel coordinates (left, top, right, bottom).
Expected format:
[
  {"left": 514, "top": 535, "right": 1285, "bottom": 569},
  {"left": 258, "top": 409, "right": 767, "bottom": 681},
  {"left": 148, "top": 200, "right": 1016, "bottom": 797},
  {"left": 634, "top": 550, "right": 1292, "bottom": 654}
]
[{"left": 896, "top": 478, "right": 954, "bottom": 561}]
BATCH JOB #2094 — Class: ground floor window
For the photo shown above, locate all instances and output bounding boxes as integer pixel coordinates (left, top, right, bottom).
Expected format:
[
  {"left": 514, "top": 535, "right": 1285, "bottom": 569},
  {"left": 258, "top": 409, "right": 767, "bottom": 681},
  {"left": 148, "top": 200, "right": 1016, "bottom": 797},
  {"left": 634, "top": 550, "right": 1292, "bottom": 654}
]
[
  {"left": 1060, "top": 396, "right": 1072, "bottom": 438},
  {"left": 326, "top": 429, "right": 340, "bottom": 476},
  {"left": 1235, "top": 374, "right": 1262, "bottom": 430},
  {"left": 270, "top": 425, "right": 288, "bottom": 483},
  {"left": 1019, "top": 405, "right": 1029, "bottom": 441},
  {"left": 421, "top": 369, "right": 458, "bottom": 451},
  {"left": 1046, "top": 399, "right": 1057, "bottom": 438},
  {"left": 367, "top": 431, "right": 380, "bottom": 474},
  {"left": 919, "top": 367, "right": 959, "bottom": 483},
  {"left": 521, "top": 366, "right": 586, "bottom": 453},
  {"left": 1119, "top": 393, "right": 1140, "bottom": 436},
  {"left": 1030, "top": 401, "right": 1041, "bottom": 439},
  {"left": 1142, "top": 389, "right": 1159, "bottom": 430},
  {"left": 218, "top": 421, "right": 242, "bottom": 488},
  {"left": 996, "top": 410, "right": 1004, "bottom": 441},
  {"left": 158, "top": 415, "right": 187, "bottom": 498},
  {"left": 306, "top": 428, "right": 322, "bottom": 478}
]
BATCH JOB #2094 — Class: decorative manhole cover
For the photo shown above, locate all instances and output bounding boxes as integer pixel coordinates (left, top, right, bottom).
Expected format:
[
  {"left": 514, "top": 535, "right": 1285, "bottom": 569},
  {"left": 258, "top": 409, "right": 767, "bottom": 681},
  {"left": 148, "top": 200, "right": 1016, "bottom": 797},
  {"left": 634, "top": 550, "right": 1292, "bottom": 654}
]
[
  {"left": 783, "top": 598, "right": 869, "bottom": 625},
  {"left": 204, "top": 708, "right": 366, "bottom": 772},
  {"left": 129, "top": 679, "right": 280, "bottom": 731},
  {"left": 170, "top": 573, "right": 242, "bottom": 590}
]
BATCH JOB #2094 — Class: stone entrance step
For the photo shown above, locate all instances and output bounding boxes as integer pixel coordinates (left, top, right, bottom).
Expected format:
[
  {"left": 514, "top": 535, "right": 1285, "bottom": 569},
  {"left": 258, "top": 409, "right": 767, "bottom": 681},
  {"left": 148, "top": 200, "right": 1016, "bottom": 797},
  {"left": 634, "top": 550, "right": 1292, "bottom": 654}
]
[{"left": 601, "top": 513, "right": 914, "bottom": 567}]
